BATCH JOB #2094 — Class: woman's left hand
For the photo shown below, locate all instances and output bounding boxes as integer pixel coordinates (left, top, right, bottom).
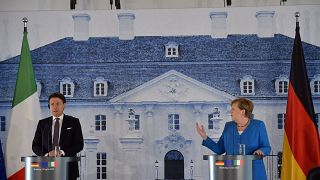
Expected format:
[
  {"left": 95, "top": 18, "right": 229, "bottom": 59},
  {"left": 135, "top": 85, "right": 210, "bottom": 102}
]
[{"left": 253, "top": 149, "right": 264, "bottom": 156}]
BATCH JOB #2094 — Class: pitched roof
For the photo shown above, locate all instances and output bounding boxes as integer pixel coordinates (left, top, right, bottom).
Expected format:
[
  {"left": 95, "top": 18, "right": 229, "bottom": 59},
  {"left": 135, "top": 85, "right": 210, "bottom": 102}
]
[{"left": 0, "top": 34, "right": 319, "bottom": 101}]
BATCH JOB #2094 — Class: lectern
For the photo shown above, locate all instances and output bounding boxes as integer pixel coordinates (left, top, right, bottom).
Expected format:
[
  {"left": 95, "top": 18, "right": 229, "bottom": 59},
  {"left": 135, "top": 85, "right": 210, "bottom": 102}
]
[
  {"left": 203, "top": 155, "right": 260, "bottom": 180},
  {"left": 21, "top": 156, "right": 80, "bottom": 180}
]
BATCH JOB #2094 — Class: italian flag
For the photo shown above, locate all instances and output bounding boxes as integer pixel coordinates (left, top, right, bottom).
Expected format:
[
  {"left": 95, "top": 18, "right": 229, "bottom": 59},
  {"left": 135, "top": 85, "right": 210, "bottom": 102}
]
[
  {"left": 281, "top": 23, "right": 320, "bottom": 179},
  {"left": 5, "top": 30, "right": 41, "bottom": 179}
]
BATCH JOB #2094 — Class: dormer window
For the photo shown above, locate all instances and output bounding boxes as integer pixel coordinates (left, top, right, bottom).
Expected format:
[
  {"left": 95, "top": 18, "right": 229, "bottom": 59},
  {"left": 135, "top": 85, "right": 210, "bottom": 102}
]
[
  {"left": 60, "top": 77, "right": 74, "bottom": 97},
  {"left": 94, "top": 77, "right": 108, "bottom": 97},
  {"left": 240, "top": 75, "right": 255, "bottom": 95},
  {"left": 275, "top": 76, "right": 289, "bottom": 95},
  {"left": 311, "top": 75, "right": 320, "bottom": 95},
  {"left": 165, "top": 42, "right": 179, "bottom": 57}
]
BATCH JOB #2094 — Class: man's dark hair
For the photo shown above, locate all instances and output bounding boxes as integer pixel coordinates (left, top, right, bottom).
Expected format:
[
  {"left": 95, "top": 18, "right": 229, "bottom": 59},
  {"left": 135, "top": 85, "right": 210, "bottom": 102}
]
[{"left": 48, "top": 92, "right": 66, "bottom": 104}]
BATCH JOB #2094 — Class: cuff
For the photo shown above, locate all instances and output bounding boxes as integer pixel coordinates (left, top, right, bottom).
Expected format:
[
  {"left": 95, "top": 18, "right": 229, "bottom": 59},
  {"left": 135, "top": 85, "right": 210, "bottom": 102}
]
[{"left": 60, "top": 150, "right": 65, "bottom": 156}]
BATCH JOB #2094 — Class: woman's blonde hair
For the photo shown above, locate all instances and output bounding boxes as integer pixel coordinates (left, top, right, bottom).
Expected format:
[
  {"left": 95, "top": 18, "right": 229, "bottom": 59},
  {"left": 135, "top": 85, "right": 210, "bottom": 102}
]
[{"left": 231, "top": 98, "right": 254, "bottom": 119}]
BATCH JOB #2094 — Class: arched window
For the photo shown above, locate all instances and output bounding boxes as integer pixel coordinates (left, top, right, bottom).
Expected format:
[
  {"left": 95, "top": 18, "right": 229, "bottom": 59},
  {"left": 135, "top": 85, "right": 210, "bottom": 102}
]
[{"left": 164, "top": 150, "right": 184, "bottom": 179}]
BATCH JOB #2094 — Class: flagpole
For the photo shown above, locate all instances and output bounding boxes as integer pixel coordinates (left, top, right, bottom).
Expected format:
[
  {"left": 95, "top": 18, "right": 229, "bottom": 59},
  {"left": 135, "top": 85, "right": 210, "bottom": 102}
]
[
  {"left": 22, "top": 17, "right": 28, "bottom": 33},
  {"left": 295, "top": 12, "right": 300, "bottom": 27}
]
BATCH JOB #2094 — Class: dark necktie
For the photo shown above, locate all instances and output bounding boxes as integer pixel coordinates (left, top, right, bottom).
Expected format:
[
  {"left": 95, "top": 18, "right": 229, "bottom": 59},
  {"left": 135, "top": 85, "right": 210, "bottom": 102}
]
[{"left": 52, "top": 118, "right": 60, "bottom": 147}]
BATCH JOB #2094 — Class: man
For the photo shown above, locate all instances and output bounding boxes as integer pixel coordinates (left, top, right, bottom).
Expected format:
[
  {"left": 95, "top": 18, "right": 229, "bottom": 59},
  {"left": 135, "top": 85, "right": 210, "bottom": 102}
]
[{"left": 32, "top": 92, "right": 84, "bottom": 180}]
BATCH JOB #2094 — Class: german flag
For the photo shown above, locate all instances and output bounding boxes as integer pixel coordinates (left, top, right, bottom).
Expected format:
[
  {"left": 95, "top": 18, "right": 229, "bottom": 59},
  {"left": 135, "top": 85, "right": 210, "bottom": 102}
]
[{"left": 281, "top": 20, "right": 320, "bottom": 179}]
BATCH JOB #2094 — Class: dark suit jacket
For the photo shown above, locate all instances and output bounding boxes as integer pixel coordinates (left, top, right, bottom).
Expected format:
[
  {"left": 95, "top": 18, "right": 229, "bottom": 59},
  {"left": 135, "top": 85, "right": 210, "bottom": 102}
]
[{"left": 32, "top": 114, "right": 84, "bottom": 179}]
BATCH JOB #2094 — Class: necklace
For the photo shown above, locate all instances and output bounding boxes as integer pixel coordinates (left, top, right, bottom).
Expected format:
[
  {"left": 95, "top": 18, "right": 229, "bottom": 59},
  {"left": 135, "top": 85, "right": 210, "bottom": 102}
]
[{"left": 237, "top": 119, "right": 250, "bottom": 128}]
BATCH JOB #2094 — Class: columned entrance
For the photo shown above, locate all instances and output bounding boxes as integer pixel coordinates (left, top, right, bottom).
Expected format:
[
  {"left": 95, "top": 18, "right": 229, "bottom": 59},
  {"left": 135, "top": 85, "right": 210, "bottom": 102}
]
[{"left": 164, "top": 150, "right": 184, "bottom": 179}]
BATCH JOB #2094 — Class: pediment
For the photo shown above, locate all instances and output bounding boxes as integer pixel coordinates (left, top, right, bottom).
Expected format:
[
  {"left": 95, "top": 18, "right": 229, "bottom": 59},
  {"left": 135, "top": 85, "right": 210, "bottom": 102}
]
[{"left": 110, "top": 70, "right": 234, "bottom": 103}]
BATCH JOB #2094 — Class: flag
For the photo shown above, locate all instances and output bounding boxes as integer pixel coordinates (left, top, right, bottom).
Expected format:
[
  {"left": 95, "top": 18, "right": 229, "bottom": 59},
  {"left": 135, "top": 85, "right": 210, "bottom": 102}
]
[
  {"left": 5, "top": 28, "right": 41, "bottom": 179},
  {"left": 281, "top": 21, "right": 320, "bottom": 179},
  {"left": 0, "top": 139, "right": 6, "bottom": 180}
]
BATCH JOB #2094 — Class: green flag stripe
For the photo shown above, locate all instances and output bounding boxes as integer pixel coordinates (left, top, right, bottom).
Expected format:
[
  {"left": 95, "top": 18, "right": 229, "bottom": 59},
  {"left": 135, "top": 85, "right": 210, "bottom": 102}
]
[{"left": 12, "top": 32, "right": 37, "bottom": 107}]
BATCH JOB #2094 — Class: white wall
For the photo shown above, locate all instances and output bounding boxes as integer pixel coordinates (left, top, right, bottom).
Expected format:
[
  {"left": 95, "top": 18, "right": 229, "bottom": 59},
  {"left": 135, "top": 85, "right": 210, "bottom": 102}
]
[{"left": 0, "top": 5, "right": 320, "bottom": 62}]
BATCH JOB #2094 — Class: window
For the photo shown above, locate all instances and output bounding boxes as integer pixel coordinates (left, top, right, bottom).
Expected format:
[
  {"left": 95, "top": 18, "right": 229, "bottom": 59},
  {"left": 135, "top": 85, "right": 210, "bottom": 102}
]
[
  {"left": 60, "top": 78, "right": 74, "bottom": 97},
  {"left": 168, "top": 114, "right": 179, "bottom": 130},
  {"left": 240, "top": 76, "right": 255, "bottom": 95},
  {"left": 278, "top": 81, "right": 288, "bottom": 93},
  {"left": 134, "top": 115, "right": 140, "bottom": 130},
  {"left": 97, "top": 152, "right": 107, "bottom": 180},
  {"left": 94, "top": 77, "right": 108, "bottom": 97},
  {"left": 168, "top": 48, "right": 177, "bottom": 56},
  {"left": 165, "top": 42, "right": 179, "bottom": 57},
  {"left": 95, "top": 115, "right": 106, "bottom": 131},
  {"left": 0, "top": 116, "right": 5, "bottom": 131},
  {"left": 310, "top": 75, "right": 320, "bottom": 95},
  {"left": 275, "top": 76, "right": 289, "bottom": 95},
  {"left": 277, "top": 113, "right": 286, "bottom": 129}
]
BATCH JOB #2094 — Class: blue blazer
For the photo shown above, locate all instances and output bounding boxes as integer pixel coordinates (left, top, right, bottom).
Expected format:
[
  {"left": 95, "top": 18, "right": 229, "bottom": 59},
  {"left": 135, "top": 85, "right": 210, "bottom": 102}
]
[{"left": 202, "top": 119, "right": 271, "bottom": 180}]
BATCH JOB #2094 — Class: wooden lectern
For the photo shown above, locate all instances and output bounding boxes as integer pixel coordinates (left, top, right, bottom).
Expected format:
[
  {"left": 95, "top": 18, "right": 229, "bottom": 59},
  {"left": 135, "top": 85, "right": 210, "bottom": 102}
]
[
  {"left": 203, "top": 155, "right": 260, "bottom": 180},
  {"left": 21, "top": 156, "right": 80, "bottom": 180}
]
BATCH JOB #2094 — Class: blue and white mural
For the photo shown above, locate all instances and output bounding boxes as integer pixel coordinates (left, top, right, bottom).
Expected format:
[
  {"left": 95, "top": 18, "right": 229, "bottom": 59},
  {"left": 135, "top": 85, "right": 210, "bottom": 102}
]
[{"left": 0, "top": 7, "right": 320, "bottom": 180}]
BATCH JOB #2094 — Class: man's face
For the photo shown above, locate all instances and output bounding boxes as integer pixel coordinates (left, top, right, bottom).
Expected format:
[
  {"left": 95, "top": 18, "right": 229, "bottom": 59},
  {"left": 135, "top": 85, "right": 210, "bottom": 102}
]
[{"left": 49, "top": 97, "right": 65, "bottom": 117}]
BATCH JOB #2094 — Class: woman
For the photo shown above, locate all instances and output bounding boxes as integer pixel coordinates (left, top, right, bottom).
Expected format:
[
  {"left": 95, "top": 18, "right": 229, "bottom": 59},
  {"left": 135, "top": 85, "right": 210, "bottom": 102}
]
[{"left": 196, "top": 97, "right": 271, "bottom": 180}]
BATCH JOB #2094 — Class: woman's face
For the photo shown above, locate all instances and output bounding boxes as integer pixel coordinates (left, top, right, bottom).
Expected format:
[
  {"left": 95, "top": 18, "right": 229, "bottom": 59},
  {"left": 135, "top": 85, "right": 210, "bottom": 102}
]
[{"left": 230, "top": 102, "right": 245, "bottom": 122}]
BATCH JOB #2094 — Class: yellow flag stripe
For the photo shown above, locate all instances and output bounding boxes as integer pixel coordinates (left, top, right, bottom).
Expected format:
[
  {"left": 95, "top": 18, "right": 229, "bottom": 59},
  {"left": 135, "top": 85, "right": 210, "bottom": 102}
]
[{"left": 281, "top": 133, "right": 306, "bottom": 180}]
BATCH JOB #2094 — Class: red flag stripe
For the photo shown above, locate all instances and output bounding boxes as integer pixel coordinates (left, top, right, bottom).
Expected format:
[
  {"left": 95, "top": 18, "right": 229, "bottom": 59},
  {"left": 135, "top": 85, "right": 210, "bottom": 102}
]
[
  {"left": 7, "top": 168, "right": 24, "bottom": 180},
  {"left": 285, "top": 83, "right": 320, "bottom": 175}
]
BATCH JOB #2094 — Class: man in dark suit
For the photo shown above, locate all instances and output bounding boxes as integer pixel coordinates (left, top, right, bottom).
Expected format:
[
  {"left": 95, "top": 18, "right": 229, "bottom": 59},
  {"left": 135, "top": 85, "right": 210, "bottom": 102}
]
[{"left": 32, "top": 92, "right": 84, "bottom": 180}]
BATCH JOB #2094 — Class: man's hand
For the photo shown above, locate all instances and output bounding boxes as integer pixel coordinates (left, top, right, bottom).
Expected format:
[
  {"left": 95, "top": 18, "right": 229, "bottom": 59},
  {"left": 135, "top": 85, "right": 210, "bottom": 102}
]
[{"left": 48, "top": 150, "right": 62, "bottom": 157}]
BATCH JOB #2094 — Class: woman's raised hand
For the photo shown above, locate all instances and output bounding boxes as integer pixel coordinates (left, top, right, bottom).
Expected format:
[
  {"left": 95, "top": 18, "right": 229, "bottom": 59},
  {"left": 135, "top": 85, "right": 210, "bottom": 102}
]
[{"left": 196, "top": 122, "right": 208, "bottom": 140}]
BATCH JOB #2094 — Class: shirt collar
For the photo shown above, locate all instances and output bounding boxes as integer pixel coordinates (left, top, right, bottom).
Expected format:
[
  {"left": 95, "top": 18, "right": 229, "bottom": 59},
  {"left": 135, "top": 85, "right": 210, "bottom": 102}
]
[{"left": 53, "top": 114, "right": 64, "bottom": 121}]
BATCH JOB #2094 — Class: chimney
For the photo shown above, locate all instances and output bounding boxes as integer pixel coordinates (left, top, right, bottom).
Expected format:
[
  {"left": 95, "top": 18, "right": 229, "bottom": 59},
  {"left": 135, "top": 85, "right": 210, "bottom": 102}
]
[
  {"left": 117, "top": 13, "right": 135, "bottom": 40},
  {"left": 255, "top": 11, "right": 275, "bottom": 38},
  {"left": 72, "top": 14, "right": 91, "bottom": 41},
  {"left": 209, "top": 12, "right": 228, "bottom": 39}
]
